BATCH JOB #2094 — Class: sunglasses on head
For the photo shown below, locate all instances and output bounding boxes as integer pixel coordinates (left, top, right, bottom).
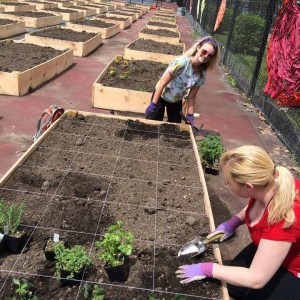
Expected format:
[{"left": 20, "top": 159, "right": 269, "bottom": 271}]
[{"left": 200, "top": 49, "right": 215, "bottom": 58}]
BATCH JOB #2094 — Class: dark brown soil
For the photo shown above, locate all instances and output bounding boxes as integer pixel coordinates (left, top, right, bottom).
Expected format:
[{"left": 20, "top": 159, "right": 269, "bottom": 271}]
[
  {"left": 128, "top": 38, "right": 183, "bottom": 55},
  {"left": 70, "top": 19, "right": 115, "bottom": 28},
  {"left": 152, "top": 16, "right": 176, "bottom": 23},
  {"left": 148, "top": 21, "right": 177, "bottom": 28},
  {"left": 101, "top": 58, "right": 167, "bottom": 92},
  {"left": 0, "top": 18, "right": 16, "bottom": 25},
  {"left": 69, "top": 5, "right": 92, "bottom": 10},
  {"left": 47, "top": 7, "right": 80, "bottom": 13},
  {"left": 0, "top": 42, "right": 64, "bottom": 72},
  {"left": 141, "top": 27, "right": 179, "bottom": 37},
  {"left": 155, "top": 13, "right": 176, "bottom": 18},
  {"left": 96, "top": 15, "right": 129, "bottom": 21},
  {"left": 0, "top": 115, "right": 222, "bottom": 299},
  {"left": 0, "top": 1, "right": 29, "bottom": 5},
  {"left": 31, "top": 27, "right": 97, "bottom": 42},
  {"left": 109, "top": 11, "right": 135, "bottom": 17},
  {"left": 3, "top": 11, "right": 55, "bottom": 17}
]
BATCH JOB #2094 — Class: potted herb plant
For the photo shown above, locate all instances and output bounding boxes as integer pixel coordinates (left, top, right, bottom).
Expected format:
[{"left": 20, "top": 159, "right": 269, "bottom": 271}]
[
  {"left": 43, "top": 233, "right": 65, "bottom": 262},
  {"left": 54, "top": 243, "right": 92, "bottom": 286},
  {"left": 198, "top": 134, "right": 225, "bottom": 175},
  {"left": 11, "top": 278, "right": 38, "bottom": 300},
  {"left": 0, "top": 197, "right": 26, "bottom": 254},
  {"left": 95, "top": 221, "right": 134, "bottom": 282}
]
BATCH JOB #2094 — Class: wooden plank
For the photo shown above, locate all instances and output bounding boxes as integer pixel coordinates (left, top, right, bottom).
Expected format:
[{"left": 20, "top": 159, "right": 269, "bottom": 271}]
[
  {"left": 0, "top": 21, "right": 26, "bottom": 39},
  {"left": 23, "top": 1, "right": 59, "bottom": 9},
  {"left": 24, "top": 26, "right": 102, "bottom": 57},
  {"left": 65, "top": 21, "right": 120, "bottom": 39},
  {"left": 124, "top": 39, "right": 185, "bottom": 64},
  {"left": 92, "top": 55, "right": 152, "bottom": 113},
  {"left": 40, "top": 9, "right": 84, "bottom": 21},
  {"left": 1, "top": 4, "right": 36, "bottom": 12}
]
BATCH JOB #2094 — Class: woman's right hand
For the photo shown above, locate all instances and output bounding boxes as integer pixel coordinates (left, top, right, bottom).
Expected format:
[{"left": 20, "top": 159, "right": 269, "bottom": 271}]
[{"left": 145, "top": 102, "right": 157, "bottom": 116}]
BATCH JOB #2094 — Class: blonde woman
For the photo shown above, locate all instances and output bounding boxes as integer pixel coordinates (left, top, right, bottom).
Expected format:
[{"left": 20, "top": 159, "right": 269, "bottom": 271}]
[
  {"left": 177, "top": 145, "right": 300, "bottom": 300},
  {"left": 145, "top": 36, "right": 219, "bottom": 125}
]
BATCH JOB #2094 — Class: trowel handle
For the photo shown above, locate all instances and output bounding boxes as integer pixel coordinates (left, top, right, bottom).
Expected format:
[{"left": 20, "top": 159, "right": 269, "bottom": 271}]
[{"left": 204, "top": 233, "right": 224, "bottom": 244}]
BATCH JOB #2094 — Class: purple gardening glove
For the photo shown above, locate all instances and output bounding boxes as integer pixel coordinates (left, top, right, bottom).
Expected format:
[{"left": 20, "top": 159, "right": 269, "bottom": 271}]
[
  {"left": 176, "top": 262, "right": 214, "bottom": 284},
  {"left": 207, "top": 215, "right": 243, "bottom": 242},
  {"left": 185, "top": 113, "right": 194, "bottom": 126},
  {"left": 145, "top": 102, "right": 157, "bottom": 116}
]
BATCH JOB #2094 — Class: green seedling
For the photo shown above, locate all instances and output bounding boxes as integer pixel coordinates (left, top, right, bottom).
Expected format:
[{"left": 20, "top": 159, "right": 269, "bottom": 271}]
[
  {"left": 11, "top": 278, "right": 38, "bottom": 300},
  {"left": 81, "top": 283, "right": 105, "bottom": 300},
  {"left": 95, "top": 221, "right": 134, "bottom": 267},
  {"left": 54, "top": 244, "right": 92, "bottom": 279},
  {"left": 148, "top": 293, "right": 186, "bottom": 300}
]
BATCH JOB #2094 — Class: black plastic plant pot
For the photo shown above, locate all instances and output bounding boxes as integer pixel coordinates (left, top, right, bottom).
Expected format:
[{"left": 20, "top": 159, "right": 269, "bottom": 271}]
[
  {"left": 43, "top": 238, "right": 65, "bottom": 262},
  {"left": 104, "top": 256, "right": 130, "bottom": 282},
  {"left": 60, "top": 269, "right": 84, "bottom": 286},
  {"left": 204, "top": 166, "right": 220, "bottom": 176},
  {"left": 3, "top": 232, "right": 27, "bottom": 254}
]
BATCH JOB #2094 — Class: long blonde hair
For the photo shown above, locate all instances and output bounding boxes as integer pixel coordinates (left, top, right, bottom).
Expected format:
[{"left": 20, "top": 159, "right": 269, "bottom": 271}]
[
  {"left": 183, "top": 36, "right": 220, "bottom": 71},
  {"left": 220, "top": 145, "right": 296, "bottom": 228}
]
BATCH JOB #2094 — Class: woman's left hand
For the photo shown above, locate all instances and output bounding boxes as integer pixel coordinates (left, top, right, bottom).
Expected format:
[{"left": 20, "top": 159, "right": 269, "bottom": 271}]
[{"left": 185, "top": 113, "right": 194, "bottom": 126}]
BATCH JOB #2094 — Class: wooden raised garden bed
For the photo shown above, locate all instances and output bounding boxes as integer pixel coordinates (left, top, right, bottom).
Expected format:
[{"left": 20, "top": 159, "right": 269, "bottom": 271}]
[
  {"left": 0, "top": 40, "right": 73, "bottom": 96},
  {"left": 66, "top": 18, "right": 120, "bottom": 39},
  {"left": 147, "top": 20, "right": 178, "bottom": 32},
  {"left": 42, "top": 8, "right": 84, "bottom": 21},
  {"left": 81, "top": 4, "right": 107, "bottom": 14},
  {"left": 151, "top": 16, "right": 176, "bottom": 24},
  {"left": 0, "top": 18, "right": 26, "bottom": 39},
  {"left": 0, "top": 109, "right": 229, "bottom": 299},
  {"left": 0, "top": 11, "right": 63, "bottom": 28},
  {"left": 95, "top": 14, "right": 130, "bottom": 29},
  {"left": 68, "top": 6, "right": 97, "bottom": 17},
  {"left": 124, "top": 38, "right": 185, "bottom": 64},
  {"left": 106, "top": 10, "right": 136, "bottom": 23},
  {"left": 92, "top": 56, "right": 168, "bottom": 113},
  {"left": 44, "top": 0, "right": 73, "bottom": 8},
  {"left": 95, "top": 3, "right": 115, "bottom": 11},
  {"left": 139, "top": 27, "right": 180, "bottom": 44},
  {"left": 121, "top": 8, "right": 142, "bottom": 19},
  {"left": 0, "top": 2, "right": 36, "bottom": 12},
  {"left": 23, "top": 1, "right": 59, "bottom": 10},
  {"left": 25, "top": 26, "right": 102, "bottom": 57}
]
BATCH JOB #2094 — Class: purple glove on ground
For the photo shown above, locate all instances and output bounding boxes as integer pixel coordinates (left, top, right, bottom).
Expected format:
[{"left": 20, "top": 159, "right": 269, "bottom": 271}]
[
  {"left": 207, "top": 215, "right": 243, "bottom": 242},
  {"left": 176, "top": 262, "right": 214, "bottom": 284},
  {"left": 185, "top": 113, "right": 194, "bottom": 126},
  {"left": 145, "top": 102, "right": 157, "bottom": 116}
]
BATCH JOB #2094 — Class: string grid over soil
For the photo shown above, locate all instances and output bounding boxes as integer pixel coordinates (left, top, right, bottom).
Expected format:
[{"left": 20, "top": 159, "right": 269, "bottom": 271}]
[
  {"left": 0, "top": 114, "right": 223, "bottom": 299},
  {"left": 31, "top": 27, "right": 97, "bottom": 42},
  {"left": 101, "top": 58, "right": 167, "bottom": 92},
  {"left": 0, "top": 42, "right": 64, "bottom": 72},
  {"left": 141, "top": 27, "right": 179, "bottom": 38},
  {"left": 70, "top": 18, "right": 115, "bottom": 28},
  {"left": 128, "top": 38, "right": 183, "bottom": 55}
]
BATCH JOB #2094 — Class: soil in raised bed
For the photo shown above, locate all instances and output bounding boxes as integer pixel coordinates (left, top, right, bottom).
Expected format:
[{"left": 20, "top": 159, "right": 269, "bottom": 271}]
[
  {"left": 47, "top": 7, "right": 81, "bottom": 13},
  {"left": 148, "top": 21, "right": 177, "bottom": 28},
  {"left": 152, "top": 16, "right": 176, "bottom": 23},
  {"left": 100, "top": 58, "right": 167, "bottom": 92},
  {"left": 0, "top": 1, "right": 30, "bottom": 5},
  {"left": 2, "top": 11, "right": 56, "bottom": 17},
  {"left": 70, "top": 18, "right": 115, "bottom": 28},
  {"left": 96, "top": 15, "right": 129, "bottom": 21},
  {"left": 0, "top": 116, "right": 223, "bottom": 299},
  {"left": 109, "top": 10, "right": 135, "bottom": 17},
  {"left": 0, "top": 42, "right": 64, "bottom": 72},
  {"left": 128, "top": 38, "right": 183, "bottom": 55},
  {"left": 69, "top": 5, "right": 93, "bottom": 10},
  {"left": 31, "top": 27, "right": 97, "bottom": 42},
  {"left": 141, "top": 27, "right": 179, "bottom": 38},
  {"left": 0, "top": 18, "right": 16, "bottom": 25}
]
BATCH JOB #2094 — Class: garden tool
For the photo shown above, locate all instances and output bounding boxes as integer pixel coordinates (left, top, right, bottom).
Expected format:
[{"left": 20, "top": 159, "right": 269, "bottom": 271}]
[
  {"left": 178, "top": 233, "right": 224, "bottom": 257},
  {"left": 180, "top": 111, "right": 204, "bottom": 134}
]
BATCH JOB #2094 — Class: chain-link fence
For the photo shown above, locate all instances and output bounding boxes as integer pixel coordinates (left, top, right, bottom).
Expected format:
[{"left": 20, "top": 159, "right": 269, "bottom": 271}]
[{"left": 181, "top": 0, "right": 300, "bottom": 162}]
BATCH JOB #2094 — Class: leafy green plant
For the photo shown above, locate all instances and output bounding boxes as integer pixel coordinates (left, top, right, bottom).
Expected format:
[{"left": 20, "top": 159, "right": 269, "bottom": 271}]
[
  {"left": 0, "top": 197, "right": 25, "bottom": 236},
  {"left": 95, "top": 221, "right": 134, "bottom": 267},
  {"left": 81, "top": 283, "right": 105, "bottom": 300},
  {"left": 191, "top": 29, "right": 200, "bottom": 40},
  {"left": 148, "top": 294, "right": 186, "bottom": 300},
  {"left": 54, "top": 244, "right": 92, "bottom": 279},
  {"left": 11, "top": 278, "right": 38, "bottom": 300},
  {"left": 198, "top": 134, "right": 225, "bottom": 168}
]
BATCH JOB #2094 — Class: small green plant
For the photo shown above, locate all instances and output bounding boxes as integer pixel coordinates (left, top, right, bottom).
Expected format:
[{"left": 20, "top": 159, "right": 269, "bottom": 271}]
[
  {"left": 0, "top": 197, "right": 25, "bottom": 236},
  {"left": 54, "top": 244, "right": 92, "bottom": 279},
  {"left": 81, "top": 283, "right": 105, "bottom": 300},
  {"left": 119, "top": 71, "right": 130, "bottom": 79},
  {"left": 191, "top": 29, "right": 200, "bottom": 40},
  {"left": 225, "top": 73, "right": 237, "bottom": 88},
  {"left": 95, "top": 221, "right": 134, "bottom": 267},
  {"left": 198, "top": 134, "right": 225, "bottom": 168},
  {"left": 148, "top": 294, "right": 186, "bottom": 300},
  {"left": 11, "top": 278, "right": 38, "bottom": 300}
]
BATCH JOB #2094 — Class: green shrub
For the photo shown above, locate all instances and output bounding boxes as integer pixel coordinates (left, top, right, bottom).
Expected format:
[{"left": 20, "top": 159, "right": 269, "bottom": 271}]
[
  {"left": 95, "top": 221, "right": 134, "bottom": 267},
  {"left": 198, "top": 134, "right": 225, "bottom": 167},
  {"left": 11, "top": 278, "right": 38, "bottom": 300},
  {"left": 231, "top": 13, "right": 265, "bottom": 54}
]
